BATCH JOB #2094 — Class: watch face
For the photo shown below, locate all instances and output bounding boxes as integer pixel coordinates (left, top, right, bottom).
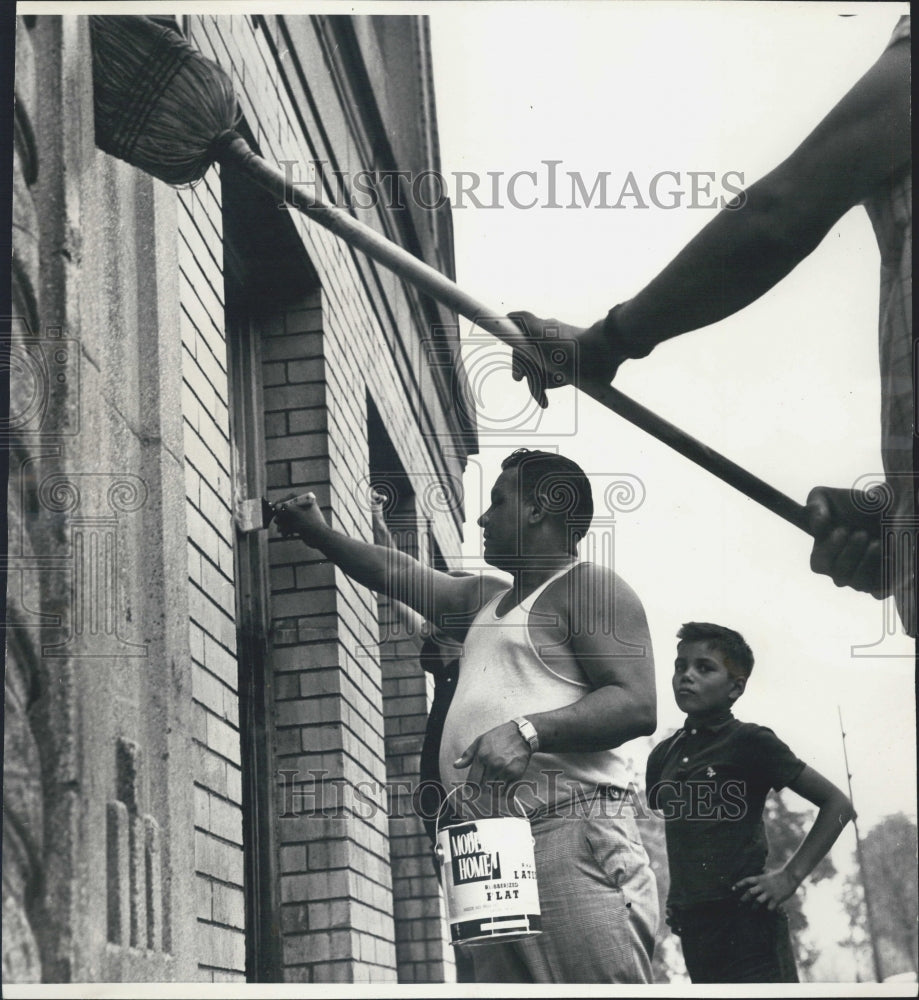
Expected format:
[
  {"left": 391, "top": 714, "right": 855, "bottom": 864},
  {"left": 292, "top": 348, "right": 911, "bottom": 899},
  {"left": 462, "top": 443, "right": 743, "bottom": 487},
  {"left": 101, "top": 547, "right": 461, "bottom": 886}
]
[{"left": 516, "top": 718, "right": 538, "bottom": 750}]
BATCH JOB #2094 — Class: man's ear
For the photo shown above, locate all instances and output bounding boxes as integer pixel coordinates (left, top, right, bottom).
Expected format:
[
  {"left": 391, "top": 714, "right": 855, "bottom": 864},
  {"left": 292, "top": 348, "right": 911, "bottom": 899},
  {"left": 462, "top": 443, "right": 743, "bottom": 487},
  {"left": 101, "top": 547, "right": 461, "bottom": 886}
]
[{"left": 527, "top": 493, "right": 548, "bottom": 524}]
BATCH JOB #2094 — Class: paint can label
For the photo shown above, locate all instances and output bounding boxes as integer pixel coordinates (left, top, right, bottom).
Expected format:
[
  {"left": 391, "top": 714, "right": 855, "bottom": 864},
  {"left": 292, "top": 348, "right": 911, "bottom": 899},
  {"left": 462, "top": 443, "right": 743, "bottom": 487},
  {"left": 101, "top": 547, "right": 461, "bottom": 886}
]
[{"left": 438, "top": 817, "right": 541, "bottom": 946}]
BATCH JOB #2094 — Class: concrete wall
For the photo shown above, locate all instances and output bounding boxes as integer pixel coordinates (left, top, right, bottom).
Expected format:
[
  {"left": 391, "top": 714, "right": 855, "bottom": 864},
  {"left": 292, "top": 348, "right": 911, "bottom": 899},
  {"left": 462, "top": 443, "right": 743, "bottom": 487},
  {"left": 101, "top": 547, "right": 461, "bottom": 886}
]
[
  {"left": 5, "top": 11, "right": 473, "bottom": 986},
  {"left": 6, "top": 14, "right": 198, "bottom": 983}
]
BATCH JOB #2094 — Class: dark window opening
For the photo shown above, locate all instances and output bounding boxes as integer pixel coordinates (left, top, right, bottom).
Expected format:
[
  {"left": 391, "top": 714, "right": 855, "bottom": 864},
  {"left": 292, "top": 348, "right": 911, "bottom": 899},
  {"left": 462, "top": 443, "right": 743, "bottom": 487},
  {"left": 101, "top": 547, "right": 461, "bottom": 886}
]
[{"left": 223, "top": 161, "right": 318, "bottom": 983}]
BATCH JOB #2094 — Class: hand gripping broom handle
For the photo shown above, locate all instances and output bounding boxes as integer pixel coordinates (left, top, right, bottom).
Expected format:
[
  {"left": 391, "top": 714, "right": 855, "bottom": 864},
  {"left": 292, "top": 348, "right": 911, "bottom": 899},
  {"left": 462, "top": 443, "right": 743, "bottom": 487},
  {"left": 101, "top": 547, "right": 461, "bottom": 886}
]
[{"left": 214, "top": 133, "right": 811, "bottom": 536}]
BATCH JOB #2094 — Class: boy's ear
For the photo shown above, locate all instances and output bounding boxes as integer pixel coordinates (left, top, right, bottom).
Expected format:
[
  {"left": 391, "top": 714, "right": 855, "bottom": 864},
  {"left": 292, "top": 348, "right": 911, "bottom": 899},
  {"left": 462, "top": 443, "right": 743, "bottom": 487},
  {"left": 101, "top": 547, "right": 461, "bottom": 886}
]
[{"left": 729, "top": 674, "right": 747, "bottom": 701}]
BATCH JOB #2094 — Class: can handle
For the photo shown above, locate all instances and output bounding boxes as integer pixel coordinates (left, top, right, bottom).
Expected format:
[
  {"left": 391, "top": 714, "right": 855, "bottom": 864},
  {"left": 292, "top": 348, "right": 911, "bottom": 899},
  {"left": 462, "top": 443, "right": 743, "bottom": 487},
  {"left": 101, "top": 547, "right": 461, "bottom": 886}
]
[
  {"left": 434, "top": 785, "right": 462, "bottom": 849},
  {"left": 434, "top": 781, "right": 532, "bottom": 848}
]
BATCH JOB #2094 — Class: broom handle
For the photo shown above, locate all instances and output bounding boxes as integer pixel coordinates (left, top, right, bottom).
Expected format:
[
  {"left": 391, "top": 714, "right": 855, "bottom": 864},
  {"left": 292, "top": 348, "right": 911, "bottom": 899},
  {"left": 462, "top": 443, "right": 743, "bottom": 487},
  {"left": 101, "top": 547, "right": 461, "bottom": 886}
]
[
  {"left": 215, "top": 136, "right": 535, "bottom": 352},
  {"left": 581, "top": 382, "right": 811, "bottom": 533},
  {"left": 216, "top": 135, "right": 811, "bottom": 536}
]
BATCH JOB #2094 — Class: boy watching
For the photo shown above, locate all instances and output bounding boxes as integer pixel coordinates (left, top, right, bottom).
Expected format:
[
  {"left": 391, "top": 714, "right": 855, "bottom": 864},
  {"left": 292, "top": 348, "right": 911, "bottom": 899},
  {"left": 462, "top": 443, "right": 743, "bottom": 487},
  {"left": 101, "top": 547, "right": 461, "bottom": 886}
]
[{"left": 646, "top": 622, "right": 854, "bottom": 983}]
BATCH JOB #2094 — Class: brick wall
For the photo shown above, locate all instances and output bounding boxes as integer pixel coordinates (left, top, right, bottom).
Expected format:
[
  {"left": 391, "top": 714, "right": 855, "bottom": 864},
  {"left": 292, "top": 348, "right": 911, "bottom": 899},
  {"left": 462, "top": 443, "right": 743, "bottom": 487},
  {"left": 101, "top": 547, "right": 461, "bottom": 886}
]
[
  {"left": 378, "top": 596, "right": 455, "bottom": 983},
  {"left": 178, "top": 172, "right": 247, "bottom": 983},
  {"left": 176, "top": 13, "right": 469, "bottom": 983},
  {"left": 6, "top": 10, "right": 468, "bottom": 986},
  {"left": 263, "top": 294, "right": 399, "bottom": 983}
]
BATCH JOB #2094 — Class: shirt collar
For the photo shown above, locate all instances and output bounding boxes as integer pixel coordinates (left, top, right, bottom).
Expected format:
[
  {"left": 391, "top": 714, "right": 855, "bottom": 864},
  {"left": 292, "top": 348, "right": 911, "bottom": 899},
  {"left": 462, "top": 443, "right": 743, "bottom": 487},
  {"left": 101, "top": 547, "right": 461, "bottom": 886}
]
[{"left": 682, "top": 710, "right": 735, "bottom": 734}]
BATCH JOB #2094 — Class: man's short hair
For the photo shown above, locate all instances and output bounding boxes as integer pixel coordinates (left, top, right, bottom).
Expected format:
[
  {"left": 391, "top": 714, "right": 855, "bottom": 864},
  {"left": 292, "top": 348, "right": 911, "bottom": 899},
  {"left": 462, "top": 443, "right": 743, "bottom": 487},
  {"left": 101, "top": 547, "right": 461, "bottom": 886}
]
[
  {"left": 677, "top": 622, "right": 755, "bottom": 678},
  {"left": 501, "top": 448, "right": 593, "bottom": 543}
]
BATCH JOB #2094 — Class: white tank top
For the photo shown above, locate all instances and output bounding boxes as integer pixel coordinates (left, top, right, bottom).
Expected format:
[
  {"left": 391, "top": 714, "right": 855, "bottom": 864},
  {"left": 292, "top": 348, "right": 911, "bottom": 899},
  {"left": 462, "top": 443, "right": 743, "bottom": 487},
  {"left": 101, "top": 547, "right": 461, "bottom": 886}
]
[{"left": 438, "top": 563, "right": 632, "bottom": 816}]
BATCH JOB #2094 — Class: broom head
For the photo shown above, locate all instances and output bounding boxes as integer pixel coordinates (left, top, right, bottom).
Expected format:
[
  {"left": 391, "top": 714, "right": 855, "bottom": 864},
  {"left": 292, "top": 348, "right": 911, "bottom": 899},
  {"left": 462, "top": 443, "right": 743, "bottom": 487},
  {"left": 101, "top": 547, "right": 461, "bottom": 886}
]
[{"left": 90, "top": 15, "right": 240, "bottom": 185}]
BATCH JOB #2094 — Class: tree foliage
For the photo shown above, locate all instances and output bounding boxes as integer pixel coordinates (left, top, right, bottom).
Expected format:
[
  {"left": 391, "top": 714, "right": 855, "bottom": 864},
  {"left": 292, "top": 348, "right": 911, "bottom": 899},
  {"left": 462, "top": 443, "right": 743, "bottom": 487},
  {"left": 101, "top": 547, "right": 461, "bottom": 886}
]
[{"left": 843, "top": 812, "right": 918, "bottom": 979}]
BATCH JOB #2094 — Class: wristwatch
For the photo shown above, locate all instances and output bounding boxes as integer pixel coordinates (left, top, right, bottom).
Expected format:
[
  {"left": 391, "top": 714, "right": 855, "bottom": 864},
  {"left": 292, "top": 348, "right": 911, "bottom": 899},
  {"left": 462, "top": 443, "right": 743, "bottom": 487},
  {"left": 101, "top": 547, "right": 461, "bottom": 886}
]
[{"left": 513, "top": 717, "right": 540, "bottom": 753}]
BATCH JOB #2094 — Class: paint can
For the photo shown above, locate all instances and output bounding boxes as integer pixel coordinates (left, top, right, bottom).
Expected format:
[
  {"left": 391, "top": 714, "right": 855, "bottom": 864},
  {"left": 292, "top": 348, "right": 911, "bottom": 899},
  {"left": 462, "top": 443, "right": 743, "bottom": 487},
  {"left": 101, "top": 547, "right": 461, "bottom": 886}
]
[{"left": 435, "top": 792, "right": 541, "bottom": 946}]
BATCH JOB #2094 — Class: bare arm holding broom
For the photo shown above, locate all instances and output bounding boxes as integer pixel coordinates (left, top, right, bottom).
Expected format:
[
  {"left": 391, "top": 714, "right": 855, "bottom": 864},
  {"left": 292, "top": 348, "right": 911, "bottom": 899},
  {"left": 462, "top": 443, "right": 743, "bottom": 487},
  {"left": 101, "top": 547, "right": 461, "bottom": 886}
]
[
  {"left": 509, "top": 36, "right": 909, "bottom": 391},
  {"left": 510, "top": 26, "right": 911, "bottom": 608}
]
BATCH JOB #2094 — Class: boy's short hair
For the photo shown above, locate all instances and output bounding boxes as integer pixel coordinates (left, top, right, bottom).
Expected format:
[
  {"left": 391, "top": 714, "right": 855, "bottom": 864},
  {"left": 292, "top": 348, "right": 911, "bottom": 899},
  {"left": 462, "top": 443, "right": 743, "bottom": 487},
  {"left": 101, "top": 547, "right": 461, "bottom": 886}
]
[
  {"left": 677, "top": 621, "right": 755, "bottom": 678},
  {"left": 501, "top": 448, "right": 594, "bottom": 542}
]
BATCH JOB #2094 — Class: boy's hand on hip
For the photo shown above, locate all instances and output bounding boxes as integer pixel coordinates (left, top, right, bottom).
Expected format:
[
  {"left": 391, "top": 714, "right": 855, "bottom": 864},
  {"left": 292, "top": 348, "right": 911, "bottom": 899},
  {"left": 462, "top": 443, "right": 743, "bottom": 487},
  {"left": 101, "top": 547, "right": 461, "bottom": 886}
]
[{"left": 733, "top": 869, "right": 799, "bottom": 910}]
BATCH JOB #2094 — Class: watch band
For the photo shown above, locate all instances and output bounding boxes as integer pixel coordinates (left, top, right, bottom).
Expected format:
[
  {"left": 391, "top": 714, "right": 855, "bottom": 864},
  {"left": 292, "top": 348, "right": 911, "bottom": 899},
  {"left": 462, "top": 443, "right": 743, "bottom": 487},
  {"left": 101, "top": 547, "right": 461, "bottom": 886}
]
[{"left": 513, "top": 716, "right": 540, "bottom": 753}]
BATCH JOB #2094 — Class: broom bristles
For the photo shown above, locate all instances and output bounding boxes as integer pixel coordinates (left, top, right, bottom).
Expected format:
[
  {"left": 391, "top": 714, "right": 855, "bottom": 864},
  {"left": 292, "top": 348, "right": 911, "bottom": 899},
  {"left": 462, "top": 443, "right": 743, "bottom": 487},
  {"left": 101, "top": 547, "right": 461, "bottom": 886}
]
[{"left": 90, "top": 15, "right": 239, "bottom": 186}]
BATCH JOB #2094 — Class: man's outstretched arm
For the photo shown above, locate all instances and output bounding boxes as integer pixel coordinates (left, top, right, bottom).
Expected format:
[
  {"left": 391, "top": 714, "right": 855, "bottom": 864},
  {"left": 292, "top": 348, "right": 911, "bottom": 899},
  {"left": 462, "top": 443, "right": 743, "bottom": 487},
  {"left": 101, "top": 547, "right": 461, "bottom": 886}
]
[
  {"left": 511, "top": 30, "right": 910, "bottom": 610},
  {"left": 611, "top": 31, "right": 910, "bottom": 355},
  {"left": 274, "top": 492, "right": 496, "bottom": 633}
]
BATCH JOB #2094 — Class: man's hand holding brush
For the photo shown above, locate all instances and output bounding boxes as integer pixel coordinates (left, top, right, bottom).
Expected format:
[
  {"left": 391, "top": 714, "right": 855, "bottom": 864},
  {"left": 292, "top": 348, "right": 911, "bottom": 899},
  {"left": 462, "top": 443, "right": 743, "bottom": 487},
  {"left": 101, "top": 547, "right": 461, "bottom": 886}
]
[{"left": 274, "top": 492, "right": 329, "bottom": 545}]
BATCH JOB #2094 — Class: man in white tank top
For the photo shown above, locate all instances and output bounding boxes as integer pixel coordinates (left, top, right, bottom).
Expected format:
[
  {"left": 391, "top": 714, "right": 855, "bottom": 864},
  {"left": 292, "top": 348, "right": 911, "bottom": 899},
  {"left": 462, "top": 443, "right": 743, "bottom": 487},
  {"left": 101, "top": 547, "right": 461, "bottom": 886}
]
[{"left": 276, "top": 449, "right": 659, "bottom": 982}]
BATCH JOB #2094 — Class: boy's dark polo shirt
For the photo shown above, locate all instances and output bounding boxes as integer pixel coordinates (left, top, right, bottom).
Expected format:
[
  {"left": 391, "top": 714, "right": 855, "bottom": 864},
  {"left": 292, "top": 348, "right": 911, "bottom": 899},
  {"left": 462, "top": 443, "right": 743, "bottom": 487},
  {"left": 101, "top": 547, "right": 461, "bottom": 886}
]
[{"left": 646, "top": 712, "right": 805, "bottom": 907}]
